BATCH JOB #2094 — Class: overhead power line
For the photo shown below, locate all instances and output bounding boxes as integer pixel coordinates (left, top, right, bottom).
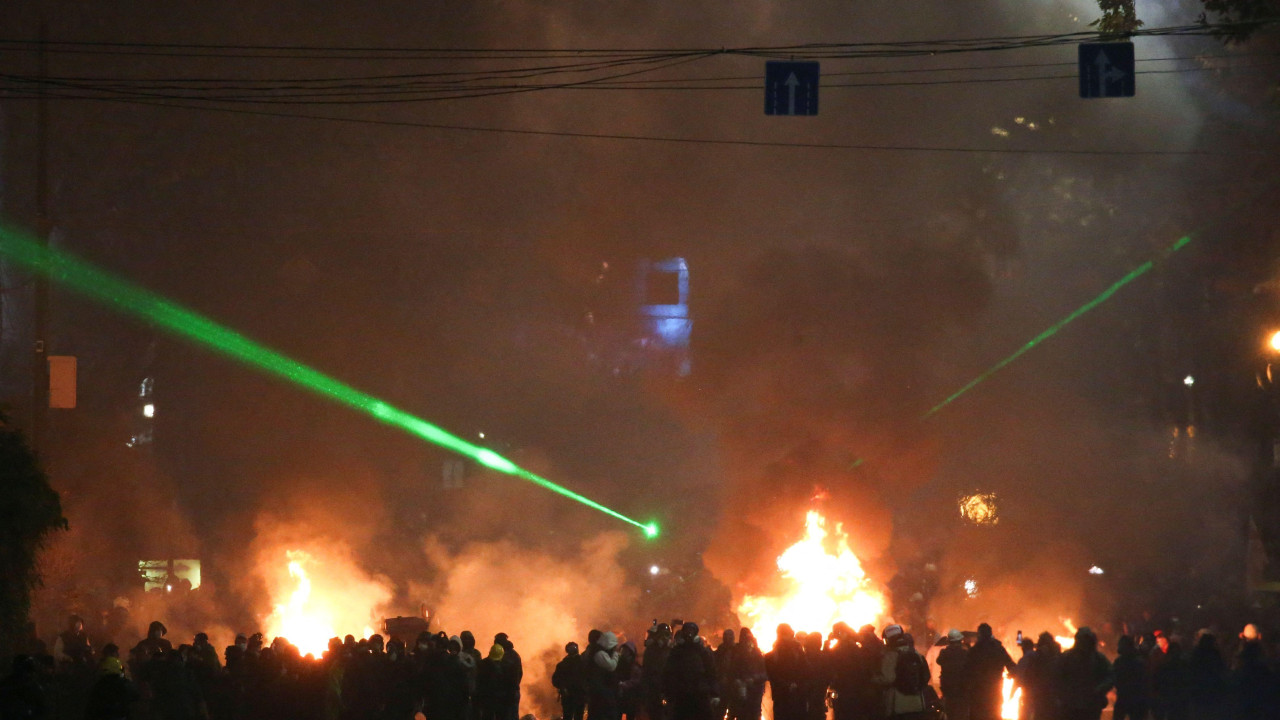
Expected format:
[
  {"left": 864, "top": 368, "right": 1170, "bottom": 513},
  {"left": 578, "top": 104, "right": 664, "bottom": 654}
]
[
  {"left": 1, "top": 55, "right": 1273, "bottom": 103},
  {"left": 1, "top": 92, "right": 1220, "bottom": 156},
  {"left": 0, "top": 19, "right": 1271, "bottom": 61}
]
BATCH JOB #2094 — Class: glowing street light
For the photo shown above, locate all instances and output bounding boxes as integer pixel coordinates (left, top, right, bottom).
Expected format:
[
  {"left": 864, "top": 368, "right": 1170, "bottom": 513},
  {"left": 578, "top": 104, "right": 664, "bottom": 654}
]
[
  {"left": 1270, "top": 330, "right": 1280, "bottom": 353},
  {"left": 1183, "top": 375, "right": 1195, "bottom": 387},
  {"left": 649, "top": 565, "right": 661, "bottom": 576},
  {"left": 143, "top": 403, "right": 156, "bottom": 418}
]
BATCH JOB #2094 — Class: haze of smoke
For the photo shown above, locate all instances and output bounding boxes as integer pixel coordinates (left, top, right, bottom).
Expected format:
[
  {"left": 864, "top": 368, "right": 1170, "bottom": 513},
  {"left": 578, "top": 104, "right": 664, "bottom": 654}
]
[{"left": 413, "top": 531, "right": 638, "bottom": 719}]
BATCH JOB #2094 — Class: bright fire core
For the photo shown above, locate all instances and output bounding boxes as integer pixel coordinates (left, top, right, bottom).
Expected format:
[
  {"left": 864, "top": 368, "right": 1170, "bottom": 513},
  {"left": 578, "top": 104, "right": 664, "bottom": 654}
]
[
  {"left": 738, "top": 512, "right": 886, "bottom": 645},
  {"left": 263, "top": 550, "right": 377, "bottom": 657}
]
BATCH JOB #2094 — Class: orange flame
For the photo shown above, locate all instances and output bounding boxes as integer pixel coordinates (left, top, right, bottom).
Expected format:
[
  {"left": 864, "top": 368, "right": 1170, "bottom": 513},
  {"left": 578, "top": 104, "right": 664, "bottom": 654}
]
[
  {"left": 263, "top": 550, "right": 379, "bottom": 657},
  {"left": 738, "top": 512, "right": 886, "bottom": 647},
  {"left": 1001, "top": 669, "right": 1021, "bottom": 719}
]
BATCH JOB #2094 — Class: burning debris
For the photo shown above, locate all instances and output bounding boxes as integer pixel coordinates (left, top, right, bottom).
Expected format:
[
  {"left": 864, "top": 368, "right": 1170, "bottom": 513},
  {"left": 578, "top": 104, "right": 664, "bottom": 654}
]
[
  {"left": 260, "top": 548, "right": 388, "bottom": 657},
  {"left": 738, "top": 511, "right": 887, "bottom": 644}
]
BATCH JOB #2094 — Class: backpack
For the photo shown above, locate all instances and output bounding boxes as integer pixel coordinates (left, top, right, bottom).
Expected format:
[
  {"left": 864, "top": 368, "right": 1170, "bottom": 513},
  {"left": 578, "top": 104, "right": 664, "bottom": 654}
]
[{"left": 893, "top": 649, "right": 928, "bottom": 696}]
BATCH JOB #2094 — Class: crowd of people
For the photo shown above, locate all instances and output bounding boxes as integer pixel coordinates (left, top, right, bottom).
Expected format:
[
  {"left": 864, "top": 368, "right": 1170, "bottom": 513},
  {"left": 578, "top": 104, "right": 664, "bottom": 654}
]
[{"left": 2, "top": 614, "right": 1279, "bottom": 720}]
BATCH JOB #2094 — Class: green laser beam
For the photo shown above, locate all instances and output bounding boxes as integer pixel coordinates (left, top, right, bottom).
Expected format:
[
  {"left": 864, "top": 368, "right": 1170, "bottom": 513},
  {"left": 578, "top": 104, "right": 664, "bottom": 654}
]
[
  {"left": 0, "top": 224, "right": 657, "bottom": 537},
  {"left": 845, "top": 233, "right": 1194, "bottom": 470},
  {"left": 922, "top": 235, "right": 1191, "bottom": 418}
]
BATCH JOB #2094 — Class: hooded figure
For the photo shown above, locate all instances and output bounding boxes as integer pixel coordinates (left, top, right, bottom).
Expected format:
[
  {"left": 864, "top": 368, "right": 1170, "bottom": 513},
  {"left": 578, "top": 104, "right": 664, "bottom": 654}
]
[
  {"left": 766, "top": 624, "right": 808, "bottom": 720},
  {"left": 585, "top": 631, "right": 622, "bottom": 720},
  {"left": 1112, "top": 635, "right": 1147, "bottom": 720},
  {"left": 1023, "top": 632, "right": 1062, "bottom": 720},
  {"left": 1056, "top": 627, "right": 1113, "bottom": 720},
  {"left": 730, "top": 628, "right": 768, "bottom": 720}
]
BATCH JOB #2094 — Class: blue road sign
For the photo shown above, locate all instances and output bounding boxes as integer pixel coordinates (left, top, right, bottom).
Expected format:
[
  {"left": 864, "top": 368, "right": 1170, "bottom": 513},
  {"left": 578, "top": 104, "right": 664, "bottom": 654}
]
[
  {"left": 1079, "top": 42, "right": 1135, "bottom": 98},
  {"left": 765, "top": 61, "right": 820, "bottom": 116}
]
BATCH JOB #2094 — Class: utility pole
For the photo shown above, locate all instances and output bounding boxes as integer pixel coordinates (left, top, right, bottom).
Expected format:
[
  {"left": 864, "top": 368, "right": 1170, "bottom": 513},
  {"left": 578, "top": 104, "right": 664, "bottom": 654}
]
[{"left": 31, "top": 19, "right": 49, "bottom": 455}]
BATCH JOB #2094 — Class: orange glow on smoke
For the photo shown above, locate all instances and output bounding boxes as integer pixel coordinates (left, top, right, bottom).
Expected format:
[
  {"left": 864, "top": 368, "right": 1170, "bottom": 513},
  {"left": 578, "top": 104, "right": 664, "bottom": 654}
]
[
  {"left": 263, "top": 550, "right": 378, "bottom": 657},
  {"left": 738, "top": 512, "right": 886, "bottom": 647}
]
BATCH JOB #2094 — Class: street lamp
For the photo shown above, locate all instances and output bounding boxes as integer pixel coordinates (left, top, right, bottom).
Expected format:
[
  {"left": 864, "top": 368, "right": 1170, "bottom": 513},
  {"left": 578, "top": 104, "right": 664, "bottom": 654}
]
[{"left": 1269, "top": 330, "right": 1280, "bottom": 353}]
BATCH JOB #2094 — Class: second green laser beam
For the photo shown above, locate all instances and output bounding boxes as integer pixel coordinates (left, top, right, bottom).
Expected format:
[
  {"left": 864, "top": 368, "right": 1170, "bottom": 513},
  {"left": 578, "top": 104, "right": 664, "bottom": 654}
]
[
  {"left": 924, "top": 234, "right": 1192, "bottom": 418},
  {"left": 0, "top": 225, "right": 658, "bottom": 538}
]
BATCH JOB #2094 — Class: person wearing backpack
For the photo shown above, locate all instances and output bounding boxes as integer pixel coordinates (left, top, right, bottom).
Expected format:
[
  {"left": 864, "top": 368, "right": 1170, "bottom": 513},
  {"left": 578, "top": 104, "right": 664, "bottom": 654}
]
[{"left": 875, "top": 625, "right": 931, "bottom": 719}]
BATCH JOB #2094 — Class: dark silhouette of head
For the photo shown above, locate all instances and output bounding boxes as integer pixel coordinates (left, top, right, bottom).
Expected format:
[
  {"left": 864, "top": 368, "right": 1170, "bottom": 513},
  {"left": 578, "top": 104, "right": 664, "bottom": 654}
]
[{"left": 977, "top": 623, "right": 993, "bottom": 640}]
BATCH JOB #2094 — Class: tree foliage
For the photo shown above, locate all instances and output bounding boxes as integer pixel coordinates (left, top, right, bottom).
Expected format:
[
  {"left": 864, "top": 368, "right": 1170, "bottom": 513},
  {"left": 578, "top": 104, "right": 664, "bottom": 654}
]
[
  {"left": 1197, "top": 0, "right": 1280, "bottom": 42},
  {"left": 1093, "top": 0, "right": 1144, "bottom": 37},
  {"left": 0, "top": 413, "right": 67, "bottom": 656}
]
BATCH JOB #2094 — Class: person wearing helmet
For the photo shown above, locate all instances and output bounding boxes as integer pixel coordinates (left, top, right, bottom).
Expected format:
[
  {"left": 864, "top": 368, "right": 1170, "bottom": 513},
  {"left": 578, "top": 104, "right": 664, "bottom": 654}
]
[
  {"left": 553, "top": 642, "right": 587, "bottom": 720},
  {"left": 664, "top": 622, "right": 718, "bottom": 720},
  {"left": 872, "top": 625, "right": 930, "bottom": 719},
  {"left": 477, "top": 645, "right": 510, "bottom": 720},
  {"left": 936, "top": 629, "right": 969, "bottom": 720},
  {"left": 643, "top": 623, "right": 673, "bottom": 720}
]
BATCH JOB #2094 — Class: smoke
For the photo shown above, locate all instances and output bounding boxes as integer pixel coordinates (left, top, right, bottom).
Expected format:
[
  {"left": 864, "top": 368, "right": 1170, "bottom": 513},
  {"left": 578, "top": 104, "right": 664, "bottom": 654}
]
[{"left": 413, "top": 531, "right": 639, "bottom": 718}]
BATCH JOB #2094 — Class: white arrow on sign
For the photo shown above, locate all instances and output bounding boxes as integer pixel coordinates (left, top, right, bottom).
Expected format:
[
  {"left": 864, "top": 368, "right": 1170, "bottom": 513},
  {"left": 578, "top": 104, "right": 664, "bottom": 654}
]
[
  {"left": 1093, "top": 50, "right": 1126, "bottom": 87},
  {"left": 784, "top": 72, "right": 799, "bottom": 115}
]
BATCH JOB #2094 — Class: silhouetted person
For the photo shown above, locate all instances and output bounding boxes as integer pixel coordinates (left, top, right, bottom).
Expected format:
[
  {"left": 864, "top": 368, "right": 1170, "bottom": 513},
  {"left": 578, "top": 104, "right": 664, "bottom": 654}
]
[
  {"left": 1022, "top": 633, "right": 1061, "bottom": 720},
  {"left": 729, "top": 628, "right": 766, "bottom": 720},
  {"left": 131, "top": 621, "right": 173, "bottom": 678},
  {"left": 1186, "top": 632, "right": 1227, "bottom": 720},
  {"left": 493, "top": 634, "right": 521, "bottom": 720},
  {"left": 460, "top": 631, "right": 482, "bottom": 718},
  {"left": 1056, "top": 627, "right": 1112, "bottom": 720},
  {"left": 664, "top": 623, "right": 717, "bottom": 720},
  {"left": 1112, "top": 636, "right": 1147, "bottom": 720},
  {"left": 85, "top": 645, "right": 139, "bottom": 720},
  {"left": 799, "top": 632, "right": 827, "bottom": 720},
  {"left": 936, "top": 629, "right": 970, "bottom": 720},
  {"left": 965, "top": 624, "right": 1016, "bottom": 720},
  {"left": 642, "top": 624, "right": 672, "bottom": 720},
  {"left": 765, "top": 625, "right": 806, "bottom": 720},
  {"left": 428, "top": 637, "right": 469, "bottom": 720},
  {"left": 476, "top": 645, "right": 509, "bottom": 720},
  {"left": 618, "top": 642, "right": 643, "bottom": 720},
  {"left": 150, "top": 646, "right": 207, "bottom": 720},
  {"left": 553, "top": 643, "right": 586, "bottom": 720},
  {"left": 223, "top": 635, "right": 247, "bottom": 676},
  {"left": 1228, "top": 636, "right": 1274, "bottom": 719}
]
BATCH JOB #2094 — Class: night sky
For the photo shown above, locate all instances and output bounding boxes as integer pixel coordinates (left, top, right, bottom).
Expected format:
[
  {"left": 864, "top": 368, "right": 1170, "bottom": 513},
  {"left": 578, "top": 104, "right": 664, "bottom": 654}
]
[{"left": 2, "top": 0, "right": 1278, "bottom": 638}]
